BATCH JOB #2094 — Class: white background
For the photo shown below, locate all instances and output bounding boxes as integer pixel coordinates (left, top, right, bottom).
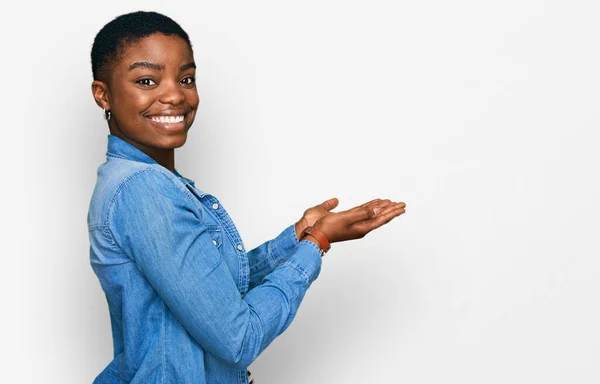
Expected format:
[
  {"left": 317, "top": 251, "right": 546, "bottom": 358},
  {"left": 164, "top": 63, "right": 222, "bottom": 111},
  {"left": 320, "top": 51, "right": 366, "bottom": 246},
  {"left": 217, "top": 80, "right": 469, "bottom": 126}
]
[{"left": 3, "top": 0, "right": 600, "bottom": 383}]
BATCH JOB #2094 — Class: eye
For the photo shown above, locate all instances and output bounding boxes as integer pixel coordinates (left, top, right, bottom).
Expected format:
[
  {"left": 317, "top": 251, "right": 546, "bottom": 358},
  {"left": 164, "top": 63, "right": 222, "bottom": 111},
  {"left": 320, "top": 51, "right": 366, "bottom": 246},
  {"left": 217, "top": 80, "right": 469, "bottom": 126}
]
[
  {"left": 181, "top": 76, "right": 196, "bottom": 86},
  {"left": 136, "top": 78, "right": 157, "bottom": 87}
]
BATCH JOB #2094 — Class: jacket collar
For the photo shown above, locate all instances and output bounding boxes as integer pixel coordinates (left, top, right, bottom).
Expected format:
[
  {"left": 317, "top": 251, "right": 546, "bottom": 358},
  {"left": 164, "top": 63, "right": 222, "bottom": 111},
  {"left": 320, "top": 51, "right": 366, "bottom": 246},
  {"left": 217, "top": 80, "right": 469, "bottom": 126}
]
[{"left": 105, "top": 134, "right": 199, "bottom": 190}]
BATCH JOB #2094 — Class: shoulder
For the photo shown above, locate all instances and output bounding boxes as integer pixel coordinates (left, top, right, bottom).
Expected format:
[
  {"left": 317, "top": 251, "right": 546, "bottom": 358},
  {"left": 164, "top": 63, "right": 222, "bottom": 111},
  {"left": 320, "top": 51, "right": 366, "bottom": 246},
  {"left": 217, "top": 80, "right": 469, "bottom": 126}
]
[
  {"left": 110, "top": 165, "right": 197, "bottom": 217},
  {"left": 113, "top": 165, "right": 190, "bottom": 201},
  {"left": 89, "top": 160, "right": 197, "bottom": 228},
  {"left": 101, "top": 158, "right": 184, "bottom": 195}
]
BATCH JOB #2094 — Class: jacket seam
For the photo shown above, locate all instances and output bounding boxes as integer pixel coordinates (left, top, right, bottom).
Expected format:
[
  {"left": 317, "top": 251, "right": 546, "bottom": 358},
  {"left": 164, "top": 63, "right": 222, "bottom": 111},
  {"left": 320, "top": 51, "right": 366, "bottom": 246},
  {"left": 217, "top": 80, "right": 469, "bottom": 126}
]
[
  {"left": 88, "top": 223, "right": 106, "bottom": 231},
  {"left": 280, "top": 259, "right": 311, "bottom": 284},
  {"left": 106, "top": 152, "right": 128, "bottom": 160},
  {"left": 162, "top": 300, "right": 166, "bottom": 384},
  {"left": 88, "top": 225, "right": 127, "bottom": 255},
  {"left": 269, "top": 225, "right": 299, "bottom": 268}
]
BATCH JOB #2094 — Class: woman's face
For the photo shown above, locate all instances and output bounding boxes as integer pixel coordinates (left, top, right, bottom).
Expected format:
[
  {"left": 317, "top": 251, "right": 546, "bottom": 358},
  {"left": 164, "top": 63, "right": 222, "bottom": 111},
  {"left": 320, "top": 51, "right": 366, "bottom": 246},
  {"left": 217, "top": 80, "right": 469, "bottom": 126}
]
[{"left": 101, "top": 33, "right": 199, "bottom": 154}]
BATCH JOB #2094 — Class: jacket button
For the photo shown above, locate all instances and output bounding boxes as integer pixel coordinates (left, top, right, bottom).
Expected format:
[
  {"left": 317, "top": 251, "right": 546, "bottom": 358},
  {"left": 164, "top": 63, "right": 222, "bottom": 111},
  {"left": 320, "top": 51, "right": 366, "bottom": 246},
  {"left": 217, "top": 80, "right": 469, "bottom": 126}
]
[
  {"left": 212, "top": 203, "right": 219, "bottom": 210},
  {"left": 237, "top": 244, "right": 243, "bottom": 251},
  {"left": 212, "top": 240, "right": 217, "bottom": 246}
]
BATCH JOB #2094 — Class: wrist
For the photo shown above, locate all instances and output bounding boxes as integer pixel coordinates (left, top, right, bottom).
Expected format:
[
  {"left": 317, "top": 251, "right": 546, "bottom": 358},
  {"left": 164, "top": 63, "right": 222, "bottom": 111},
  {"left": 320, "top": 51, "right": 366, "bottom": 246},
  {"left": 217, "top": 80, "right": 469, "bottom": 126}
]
[
  {"left": 295, "top": 217, "right": 308, "bottom": 241},
  {"left": 300, "top": 225, "right": 331, "bottom": 256}
]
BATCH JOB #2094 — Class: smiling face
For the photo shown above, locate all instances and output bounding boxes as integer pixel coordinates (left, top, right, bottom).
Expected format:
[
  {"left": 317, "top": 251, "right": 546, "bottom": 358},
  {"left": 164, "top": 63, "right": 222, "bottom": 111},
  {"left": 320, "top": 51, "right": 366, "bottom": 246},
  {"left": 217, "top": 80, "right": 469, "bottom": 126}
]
[{"left": 92, "top": 33, "right": 199, "bottom": 160}]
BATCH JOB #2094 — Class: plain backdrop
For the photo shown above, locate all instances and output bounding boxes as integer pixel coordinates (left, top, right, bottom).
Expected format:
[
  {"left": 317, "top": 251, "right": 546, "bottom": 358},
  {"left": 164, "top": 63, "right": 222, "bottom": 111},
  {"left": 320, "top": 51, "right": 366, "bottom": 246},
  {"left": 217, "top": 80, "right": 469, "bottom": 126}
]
[{"left": 3, "top": 0, "right": 600, "bottom": 383}]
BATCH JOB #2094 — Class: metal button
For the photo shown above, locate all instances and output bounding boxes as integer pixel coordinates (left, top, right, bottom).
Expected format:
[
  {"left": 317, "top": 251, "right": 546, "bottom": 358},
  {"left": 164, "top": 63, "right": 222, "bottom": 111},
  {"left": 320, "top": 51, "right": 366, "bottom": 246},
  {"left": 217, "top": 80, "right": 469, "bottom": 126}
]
[
  {"left": 212, "top": 240, "right": 217, "bottom": 246},
  {"left": 212, "top": 203, "right": 219, "bottom": 210},
  {"left": 237, "top": 244, "right": 243, "bottom": 251}
]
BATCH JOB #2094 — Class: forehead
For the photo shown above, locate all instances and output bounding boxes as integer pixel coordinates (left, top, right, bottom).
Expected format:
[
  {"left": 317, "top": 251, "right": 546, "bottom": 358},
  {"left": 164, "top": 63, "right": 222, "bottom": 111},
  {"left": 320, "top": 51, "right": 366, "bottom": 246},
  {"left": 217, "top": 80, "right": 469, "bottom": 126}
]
[{"left": 118, "top": 33, "right": 193, "bottom": 68}]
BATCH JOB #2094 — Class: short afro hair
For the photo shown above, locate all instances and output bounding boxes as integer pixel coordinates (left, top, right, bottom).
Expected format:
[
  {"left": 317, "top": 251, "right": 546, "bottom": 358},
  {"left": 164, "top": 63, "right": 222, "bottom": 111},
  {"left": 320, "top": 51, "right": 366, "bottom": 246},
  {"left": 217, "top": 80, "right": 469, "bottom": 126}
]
[{"left": 91, "top": 11, "right": 192, "bottom": 81}]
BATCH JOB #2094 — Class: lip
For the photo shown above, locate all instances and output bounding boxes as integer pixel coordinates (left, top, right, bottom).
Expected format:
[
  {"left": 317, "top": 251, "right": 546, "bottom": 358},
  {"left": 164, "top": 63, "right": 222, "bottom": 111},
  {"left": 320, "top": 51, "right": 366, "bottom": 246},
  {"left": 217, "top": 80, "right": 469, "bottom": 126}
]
[{"left": 146, "top": 108, "right": 191, "bottom": 117}]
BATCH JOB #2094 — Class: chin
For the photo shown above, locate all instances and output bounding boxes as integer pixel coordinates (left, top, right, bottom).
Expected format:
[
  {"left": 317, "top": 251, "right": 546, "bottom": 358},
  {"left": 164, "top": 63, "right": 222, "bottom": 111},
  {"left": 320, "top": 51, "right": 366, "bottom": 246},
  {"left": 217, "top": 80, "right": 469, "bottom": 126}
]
[{"left": 157, "top": 132, "right": 188, "bottom": 149}]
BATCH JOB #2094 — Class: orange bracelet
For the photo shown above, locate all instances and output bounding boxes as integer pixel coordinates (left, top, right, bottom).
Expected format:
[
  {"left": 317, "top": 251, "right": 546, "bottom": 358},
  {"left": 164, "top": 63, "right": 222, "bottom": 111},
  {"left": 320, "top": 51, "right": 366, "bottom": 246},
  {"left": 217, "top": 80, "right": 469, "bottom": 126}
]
[{"left": 301, "top": 226, "right": 331, "bottom": 256}]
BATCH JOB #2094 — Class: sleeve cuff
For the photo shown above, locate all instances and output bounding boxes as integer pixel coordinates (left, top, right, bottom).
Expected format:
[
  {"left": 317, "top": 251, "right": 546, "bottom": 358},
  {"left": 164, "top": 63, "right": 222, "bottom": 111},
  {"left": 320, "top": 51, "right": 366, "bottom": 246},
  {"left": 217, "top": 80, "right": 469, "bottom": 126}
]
[
  {"left": 282, "top": 240, "right": 323, "bottom": 285},
  {"left": 270, "top": 223, "right": 300, "bottom": 265}
]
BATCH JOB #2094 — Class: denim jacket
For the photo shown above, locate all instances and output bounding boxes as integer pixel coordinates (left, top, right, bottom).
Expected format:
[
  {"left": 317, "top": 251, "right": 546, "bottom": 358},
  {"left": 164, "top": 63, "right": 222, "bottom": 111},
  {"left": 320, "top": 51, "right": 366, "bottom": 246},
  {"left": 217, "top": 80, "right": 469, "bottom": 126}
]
[{"left": 88, "top": 134, "right": 323, "bottom": 383}]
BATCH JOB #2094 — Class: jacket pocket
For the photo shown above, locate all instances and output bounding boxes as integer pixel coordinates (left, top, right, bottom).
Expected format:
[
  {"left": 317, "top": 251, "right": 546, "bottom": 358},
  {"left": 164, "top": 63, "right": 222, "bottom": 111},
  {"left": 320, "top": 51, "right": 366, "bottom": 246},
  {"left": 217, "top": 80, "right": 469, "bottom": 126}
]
[{"left": 206, "top": 225, "right": 222, "bottom": 248}]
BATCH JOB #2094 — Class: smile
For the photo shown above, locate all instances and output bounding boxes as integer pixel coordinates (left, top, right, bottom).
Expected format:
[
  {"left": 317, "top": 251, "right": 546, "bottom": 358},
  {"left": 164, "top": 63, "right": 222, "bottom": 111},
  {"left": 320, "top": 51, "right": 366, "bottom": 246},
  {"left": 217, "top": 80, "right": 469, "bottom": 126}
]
[
  {"left": 146, "top": 114, "right": 188, "bottom": 132},
  {"left": 149, "top": 115, "right": 185, "bottom": 124}
]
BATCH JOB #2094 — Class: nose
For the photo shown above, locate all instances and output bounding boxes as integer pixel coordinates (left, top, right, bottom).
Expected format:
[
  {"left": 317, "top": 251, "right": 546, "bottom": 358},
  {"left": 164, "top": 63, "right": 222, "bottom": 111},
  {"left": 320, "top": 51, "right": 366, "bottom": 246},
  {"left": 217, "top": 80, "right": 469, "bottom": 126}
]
[{"left": 159, "top": 80, "right": 185, "bottom": 105}]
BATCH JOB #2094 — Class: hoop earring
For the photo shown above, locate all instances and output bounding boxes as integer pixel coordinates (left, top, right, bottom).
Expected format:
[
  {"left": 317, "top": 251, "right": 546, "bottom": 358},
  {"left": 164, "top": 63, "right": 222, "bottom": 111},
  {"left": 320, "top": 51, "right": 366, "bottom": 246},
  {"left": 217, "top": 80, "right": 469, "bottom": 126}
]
[{"left": 103, "top": 108, "right": 112, "bottom": 121}]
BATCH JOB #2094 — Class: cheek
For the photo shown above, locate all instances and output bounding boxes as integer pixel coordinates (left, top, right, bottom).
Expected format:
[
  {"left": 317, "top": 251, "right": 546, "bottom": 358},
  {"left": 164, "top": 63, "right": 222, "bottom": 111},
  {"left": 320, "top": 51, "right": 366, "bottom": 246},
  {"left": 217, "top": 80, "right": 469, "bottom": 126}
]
[
  {"left": 131, "top": 91, "right": 155, "bottom": 113},
  {"left": 186, "top": 89, "right": 200, "bottom": 108},
  {"left": 113, "top": 86, "right": 155, "bottom": 115}
]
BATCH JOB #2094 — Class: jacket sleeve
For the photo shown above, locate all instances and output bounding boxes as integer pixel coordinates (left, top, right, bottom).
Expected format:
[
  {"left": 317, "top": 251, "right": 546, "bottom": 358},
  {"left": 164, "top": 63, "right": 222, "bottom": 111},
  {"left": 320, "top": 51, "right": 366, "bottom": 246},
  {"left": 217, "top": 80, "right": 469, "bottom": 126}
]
[
  {"left": 107, "top": 167, "right": 322, "bottom": 369},
  {"left": 247, "top": 223, "right": 301, "bottom": 290}
]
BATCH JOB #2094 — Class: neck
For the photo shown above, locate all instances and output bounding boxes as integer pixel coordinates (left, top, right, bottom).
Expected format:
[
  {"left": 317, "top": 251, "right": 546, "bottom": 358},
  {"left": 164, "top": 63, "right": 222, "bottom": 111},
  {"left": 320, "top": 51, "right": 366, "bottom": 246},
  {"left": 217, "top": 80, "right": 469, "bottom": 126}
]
[
  {"left": 110, "top": 129, "right": 176, "bottom": 173},
  {"left": 147, "top": 148, "right": 175, "bottom": 173}
]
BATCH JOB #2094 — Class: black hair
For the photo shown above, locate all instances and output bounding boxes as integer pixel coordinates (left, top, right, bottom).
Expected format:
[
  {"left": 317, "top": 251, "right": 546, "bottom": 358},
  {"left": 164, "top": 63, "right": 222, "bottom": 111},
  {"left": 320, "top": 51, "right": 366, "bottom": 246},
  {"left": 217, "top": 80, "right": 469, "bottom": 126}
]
[{"left": 91, "top": 11, "right": 192, "bottom": 81}]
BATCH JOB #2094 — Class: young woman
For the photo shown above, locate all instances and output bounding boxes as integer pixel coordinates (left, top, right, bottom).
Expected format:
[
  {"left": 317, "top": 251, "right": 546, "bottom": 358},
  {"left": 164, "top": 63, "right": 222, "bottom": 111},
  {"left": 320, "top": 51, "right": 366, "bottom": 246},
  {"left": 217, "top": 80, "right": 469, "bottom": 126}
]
[{"left": 88, "top": 11, "right": 406, "bottom": 384}]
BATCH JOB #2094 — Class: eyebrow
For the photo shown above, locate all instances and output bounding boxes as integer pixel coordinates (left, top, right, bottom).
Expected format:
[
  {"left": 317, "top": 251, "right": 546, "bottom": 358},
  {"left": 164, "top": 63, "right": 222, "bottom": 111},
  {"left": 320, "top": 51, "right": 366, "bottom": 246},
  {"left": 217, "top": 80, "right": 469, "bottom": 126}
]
[
  {"left": 128, "top": 61, "right": 196, "bottom": 71},
  {"left": 180, "top": 62, "right": 196, "bottom": 71}
]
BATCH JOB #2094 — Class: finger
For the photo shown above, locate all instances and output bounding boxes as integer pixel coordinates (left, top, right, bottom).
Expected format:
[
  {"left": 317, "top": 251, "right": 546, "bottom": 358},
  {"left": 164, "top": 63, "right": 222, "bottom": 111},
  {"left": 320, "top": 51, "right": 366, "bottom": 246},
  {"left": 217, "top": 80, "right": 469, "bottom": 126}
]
[
  {"left": 358, "top": 198, "right": 381, "bottom": 208},
  {"left": 372, "top": 205, "right": 406, "bottom": 226},
  {"left": 352, "top": 202, "right": 401, "bottom": 227},
  {"left": 352, "top": 205, "right": 405, "bottom": 232},
  {"left": 360, "top": 200, "right": 391, "bottom": 215},
  {"left": 344, "top": 200, "right": 402, "bottom": 223},
  {"left": 356, "top": 200, "right": 392, "bottom": 218},
  {"left": 374, "top": 202, "right": 405, "bottom": 217},
  {"left": 318, "top": 197, "right": 339, "bottom": 211},
  {"left": 371, "top": 199, "right": 393, "bottom": 213},
  {"left": 343, "top": 205, "right": 378, "bottom": 222},
  {"left": 363, "top": 199, "right": 403, "bottom": 215},
  {"left": 364, "top": 199, "right": 391, "bottom": 209}
]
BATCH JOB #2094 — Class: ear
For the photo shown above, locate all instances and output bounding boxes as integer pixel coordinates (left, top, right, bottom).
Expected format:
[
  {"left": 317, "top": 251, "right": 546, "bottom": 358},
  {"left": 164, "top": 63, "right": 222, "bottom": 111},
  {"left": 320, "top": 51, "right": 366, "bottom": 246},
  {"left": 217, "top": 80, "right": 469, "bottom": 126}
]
[{"left": 91, "top": 80, "right": 111, "bottom": 110}]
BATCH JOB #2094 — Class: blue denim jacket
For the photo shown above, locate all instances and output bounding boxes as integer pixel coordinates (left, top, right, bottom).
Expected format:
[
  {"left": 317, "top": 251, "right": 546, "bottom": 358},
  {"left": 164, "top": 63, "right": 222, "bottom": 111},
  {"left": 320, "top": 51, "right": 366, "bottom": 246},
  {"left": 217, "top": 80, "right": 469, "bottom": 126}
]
[{"left": 88, "top": 134, "right": 323, "bottom": 383}]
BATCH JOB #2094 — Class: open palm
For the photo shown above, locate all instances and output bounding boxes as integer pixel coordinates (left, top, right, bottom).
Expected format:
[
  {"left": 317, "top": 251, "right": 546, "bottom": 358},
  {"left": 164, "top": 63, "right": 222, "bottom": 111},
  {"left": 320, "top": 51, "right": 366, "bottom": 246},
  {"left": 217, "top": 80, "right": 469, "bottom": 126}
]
[{"left": 295, "top": 197, "right": 398, "bottom": 240}]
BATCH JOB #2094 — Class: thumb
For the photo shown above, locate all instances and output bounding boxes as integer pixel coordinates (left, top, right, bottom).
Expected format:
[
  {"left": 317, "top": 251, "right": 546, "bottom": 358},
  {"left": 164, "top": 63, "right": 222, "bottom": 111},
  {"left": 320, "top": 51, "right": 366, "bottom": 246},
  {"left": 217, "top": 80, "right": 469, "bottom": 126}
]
[{"left": 318, "top": 197, "right": 339, "bottom": 211}]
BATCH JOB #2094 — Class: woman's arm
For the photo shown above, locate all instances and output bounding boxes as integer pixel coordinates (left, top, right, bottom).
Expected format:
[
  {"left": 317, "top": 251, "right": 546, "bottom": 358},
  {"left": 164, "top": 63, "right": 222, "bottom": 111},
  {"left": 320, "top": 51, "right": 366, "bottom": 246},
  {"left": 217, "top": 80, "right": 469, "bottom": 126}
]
[
  {"left": 247, "top": 198, "right": 340, "bottom": 289},
  {"left": 246, "top": 223, "right": 299, "bottom": 290},
  {"left": 107, "top": 168, "right": 404, "bottom": 369},
  {"left": 108, "top": 168, "right": 322, "bottom": 369}
]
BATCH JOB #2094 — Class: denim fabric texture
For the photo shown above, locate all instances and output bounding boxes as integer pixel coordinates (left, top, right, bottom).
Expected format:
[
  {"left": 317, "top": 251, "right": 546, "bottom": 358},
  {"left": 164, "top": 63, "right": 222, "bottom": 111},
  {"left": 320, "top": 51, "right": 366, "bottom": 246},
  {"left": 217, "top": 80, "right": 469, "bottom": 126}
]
[{"left": 88, "top": 134, "right": 323, "bottom": 383}]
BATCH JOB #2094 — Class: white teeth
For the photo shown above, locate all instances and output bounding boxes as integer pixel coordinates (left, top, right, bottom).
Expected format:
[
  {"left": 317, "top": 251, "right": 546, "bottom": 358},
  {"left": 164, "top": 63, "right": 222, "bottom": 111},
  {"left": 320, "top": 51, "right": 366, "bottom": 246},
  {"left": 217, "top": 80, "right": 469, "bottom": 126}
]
[{"left": 150, "top": 115, "right": 184, "bottom": 124}]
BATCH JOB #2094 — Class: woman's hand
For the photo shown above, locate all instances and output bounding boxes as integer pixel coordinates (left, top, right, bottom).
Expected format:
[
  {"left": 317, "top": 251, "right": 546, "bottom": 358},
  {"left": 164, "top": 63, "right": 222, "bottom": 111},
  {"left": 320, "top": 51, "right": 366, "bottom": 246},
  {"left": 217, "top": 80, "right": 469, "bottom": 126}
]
[
  {"left": 295, "top": 198, "right": 406, "bottom": 243},
  {"left": 311, "top": 199, "right": 406, "bottom": 243},
  {"left": 294, "top": 198, "right": 340, "bottom": 241}
]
